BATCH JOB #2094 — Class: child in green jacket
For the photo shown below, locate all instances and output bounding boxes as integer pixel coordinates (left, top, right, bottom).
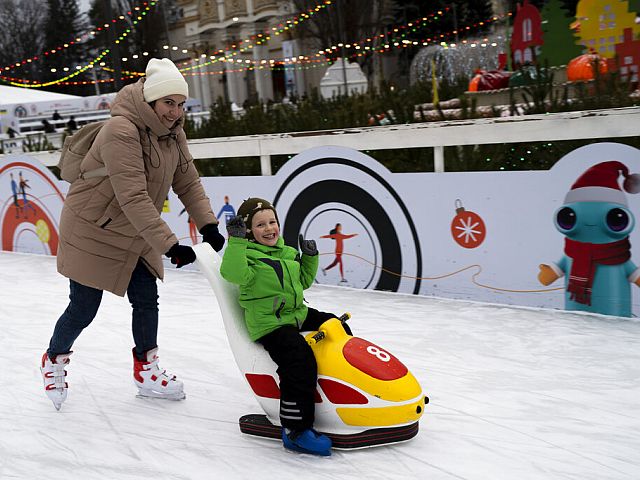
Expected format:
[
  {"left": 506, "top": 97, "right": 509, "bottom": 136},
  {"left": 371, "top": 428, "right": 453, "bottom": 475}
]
[{"left": 220, "top": 197, "right": 350, "bottom": 456}]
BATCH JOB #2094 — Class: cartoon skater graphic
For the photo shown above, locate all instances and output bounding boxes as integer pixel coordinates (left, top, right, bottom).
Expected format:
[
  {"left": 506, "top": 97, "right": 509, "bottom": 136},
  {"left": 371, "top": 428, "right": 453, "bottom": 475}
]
[
  {"left": 18, "top": 171, "right": 36, "bottom": 217},
  {"left": 179, "top": 207, "right": 199, "bottom": 245},
  {"left": 320, "top": 223, "right": 358, "bottom": 283},
  {"left": 538, "top": 161, "right": 640, "bottom": 317},
  {"left": 216, "top": 195, "right": 236, "bottom": 228},
  {"left": 10, "top": 173, "right": 22, "bottom": 218}
]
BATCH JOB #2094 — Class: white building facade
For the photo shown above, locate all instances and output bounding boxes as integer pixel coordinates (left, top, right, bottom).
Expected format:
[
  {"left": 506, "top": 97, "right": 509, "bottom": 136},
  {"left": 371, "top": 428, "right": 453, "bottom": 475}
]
[{"left": 166, "top": 0, "right": 327, "bottom": 108}]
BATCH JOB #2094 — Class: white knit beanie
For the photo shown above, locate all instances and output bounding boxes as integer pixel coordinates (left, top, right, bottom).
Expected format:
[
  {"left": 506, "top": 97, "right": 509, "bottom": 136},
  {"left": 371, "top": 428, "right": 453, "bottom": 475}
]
[{"left": 143, "top": 58, "right": 189, "bottom": 103}]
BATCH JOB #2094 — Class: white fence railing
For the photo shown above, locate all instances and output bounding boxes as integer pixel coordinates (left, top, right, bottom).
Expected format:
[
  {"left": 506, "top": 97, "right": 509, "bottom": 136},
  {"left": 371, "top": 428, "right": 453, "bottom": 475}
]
[{"left": 10, "top": 106, "right": 640, "bottom": 175}]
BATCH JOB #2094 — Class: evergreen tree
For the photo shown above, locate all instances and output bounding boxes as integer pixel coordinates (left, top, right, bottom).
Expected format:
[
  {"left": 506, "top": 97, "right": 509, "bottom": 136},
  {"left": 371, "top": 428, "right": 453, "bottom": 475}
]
[
  {"left": 538, "top": 0, "right": 583, "bottom": 66},
  {"left": 87, "top": 0, "right": 167, "bottom": 93},
  {"left": 41, "top": 0, "right": 88, "bottom": 93},
  {"left": 0, "top": 0, "right": 48, "bottom": 83}
]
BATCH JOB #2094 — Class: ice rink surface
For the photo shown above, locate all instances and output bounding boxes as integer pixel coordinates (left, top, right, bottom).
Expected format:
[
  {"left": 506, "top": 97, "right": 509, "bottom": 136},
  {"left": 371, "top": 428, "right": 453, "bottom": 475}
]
[{"left": 1, "top": 251, "right": 639, "bottom": 480}]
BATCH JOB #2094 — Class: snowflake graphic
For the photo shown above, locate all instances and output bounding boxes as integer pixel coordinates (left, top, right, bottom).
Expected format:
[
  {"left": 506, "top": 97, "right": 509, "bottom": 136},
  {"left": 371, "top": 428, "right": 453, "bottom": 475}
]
[{"left": 455, "top": 215, "right": 482, "bottom": 244}]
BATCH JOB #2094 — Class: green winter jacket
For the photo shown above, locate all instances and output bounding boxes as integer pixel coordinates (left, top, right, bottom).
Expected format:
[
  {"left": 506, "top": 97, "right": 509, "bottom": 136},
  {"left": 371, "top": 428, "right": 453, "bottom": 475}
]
[{"left": 220, "top": 236, "right": 319, "bottom": 341}]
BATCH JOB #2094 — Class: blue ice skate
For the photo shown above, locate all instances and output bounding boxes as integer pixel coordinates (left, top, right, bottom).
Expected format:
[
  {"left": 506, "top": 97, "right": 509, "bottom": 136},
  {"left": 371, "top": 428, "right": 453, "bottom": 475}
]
[{"left": 282, "top": 428, "right": 332, "bottom": 456}]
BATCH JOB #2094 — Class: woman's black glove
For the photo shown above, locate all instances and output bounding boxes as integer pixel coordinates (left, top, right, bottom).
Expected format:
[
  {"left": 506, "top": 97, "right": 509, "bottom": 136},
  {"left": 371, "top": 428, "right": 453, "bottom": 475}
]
[
  {"left": 165, "top": 243, "right": 196, "bottom": 268},
  {"left": 298, "top": 234, "right": 318, "bottom": 256},
  {"left": 226, "top": 216, "right": 247, "bottom": 238},
  {"left": 200, "top": 223, "right": 225, "bottom": 251}
]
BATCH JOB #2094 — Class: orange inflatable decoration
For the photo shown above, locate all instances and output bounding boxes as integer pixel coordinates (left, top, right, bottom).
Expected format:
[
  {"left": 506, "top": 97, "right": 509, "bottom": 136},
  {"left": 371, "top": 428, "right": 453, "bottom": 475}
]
[
  {"left": 567, "top": 54, "right": 608, "bottom": 82},
  {"left": 468, "top": 72, "right": 483, "bottom": 92}
]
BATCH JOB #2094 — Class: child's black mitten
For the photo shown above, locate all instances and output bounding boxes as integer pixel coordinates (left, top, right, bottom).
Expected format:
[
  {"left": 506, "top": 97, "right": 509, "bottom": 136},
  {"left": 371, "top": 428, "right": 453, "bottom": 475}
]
[
  {"left": 298, "top": 234, "right": 318, "bottom": 256},
  {"left": 226, "top": 215, "right": 247, "bottom": 238}
]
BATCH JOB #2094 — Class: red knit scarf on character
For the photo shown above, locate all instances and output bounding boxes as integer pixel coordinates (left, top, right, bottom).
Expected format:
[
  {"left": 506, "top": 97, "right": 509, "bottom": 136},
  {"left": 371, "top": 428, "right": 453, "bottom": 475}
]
[{"left": 564, "top": 237, "right": 631, "bottom": 305}]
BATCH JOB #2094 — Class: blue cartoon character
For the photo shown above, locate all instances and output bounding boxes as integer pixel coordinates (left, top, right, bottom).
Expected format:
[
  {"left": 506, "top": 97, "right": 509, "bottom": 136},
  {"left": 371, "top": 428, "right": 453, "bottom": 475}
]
[{"left": 538, "top": 161, "right": 640, "bottom": 317}]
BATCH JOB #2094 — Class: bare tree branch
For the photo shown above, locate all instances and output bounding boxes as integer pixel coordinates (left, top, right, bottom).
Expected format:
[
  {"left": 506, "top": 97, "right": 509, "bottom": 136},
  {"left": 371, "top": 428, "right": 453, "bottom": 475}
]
[{"left": 0, "top": 0, "right": 48, "bottom": 75}]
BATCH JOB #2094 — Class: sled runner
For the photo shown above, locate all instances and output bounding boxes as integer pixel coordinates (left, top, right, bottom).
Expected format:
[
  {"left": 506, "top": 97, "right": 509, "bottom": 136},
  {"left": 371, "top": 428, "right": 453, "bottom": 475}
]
[
  {"left": 193, "top": 243, "right": 427, "bottom": 449},
  {"left": 238, "top": 414, "right": 421, "bottom": 449}
]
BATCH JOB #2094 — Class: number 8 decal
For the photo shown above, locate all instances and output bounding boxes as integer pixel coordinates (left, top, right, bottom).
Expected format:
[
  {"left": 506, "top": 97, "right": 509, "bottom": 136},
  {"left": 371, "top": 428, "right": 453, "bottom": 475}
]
[{"left": 366, "top": 345, "right": 390, "bottom": 362}]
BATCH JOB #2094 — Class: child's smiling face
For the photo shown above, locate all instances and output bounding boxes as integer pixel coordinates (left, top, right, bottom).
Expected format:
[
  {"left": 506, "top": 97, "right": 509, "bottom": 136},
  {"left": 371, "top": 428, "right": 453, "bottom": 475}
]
[{"left": 251, "top": 209, "right": 279, "bottom": 246}]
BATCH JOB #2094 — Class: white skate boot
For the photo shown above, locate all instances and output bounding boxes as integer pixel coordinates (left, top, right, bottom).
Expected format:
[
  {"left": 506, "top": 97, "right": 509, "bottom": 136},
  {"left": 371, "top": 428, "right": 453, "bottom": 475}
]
[
  {"left": 40, "top": 352, "right": 72, "bottom": 411},
  {"left": 133, "top": 347, "right": 185, "bottom": 400}
]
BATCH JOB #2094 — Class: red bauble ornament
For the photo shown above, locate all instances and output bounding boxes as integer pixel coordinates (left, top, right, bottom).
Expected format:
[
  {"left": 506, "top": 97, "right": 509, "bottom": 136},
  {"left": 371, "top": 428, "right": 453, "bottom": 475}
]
[{"left": 450, "top": 199, "right": 486, "bottom": 249}]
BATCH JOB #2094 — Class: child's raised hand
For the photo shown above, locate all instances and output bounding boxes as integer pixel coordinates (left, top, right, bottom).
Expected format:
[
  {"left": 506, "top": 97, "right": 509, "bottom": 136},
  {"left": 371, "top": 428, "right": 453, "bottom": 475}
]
[
  {"left": 226, "top": 215, "right": 247, "bottom": 238},
  {"left": 298, "top": 234, "right": 318, "bottom": 256}
]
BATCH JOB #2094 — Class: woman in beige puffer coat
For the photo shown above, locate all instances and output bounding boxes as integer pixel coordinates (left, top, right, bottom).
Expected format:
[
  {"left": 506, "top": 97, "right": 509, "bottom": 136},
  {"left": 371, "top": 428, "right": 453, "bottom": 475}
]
[{"left": 40, "top": 58, "right": 224, "bottom": 410}]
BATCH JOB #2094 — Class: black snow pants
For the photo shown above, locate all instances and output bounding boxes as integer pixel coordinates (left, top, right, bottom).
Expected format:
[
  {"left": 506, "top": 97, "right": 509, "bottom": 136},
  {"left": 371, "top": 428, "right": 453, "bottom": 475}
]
[{"left": 257, "top": 308, "right": 347, "bottom": 431}]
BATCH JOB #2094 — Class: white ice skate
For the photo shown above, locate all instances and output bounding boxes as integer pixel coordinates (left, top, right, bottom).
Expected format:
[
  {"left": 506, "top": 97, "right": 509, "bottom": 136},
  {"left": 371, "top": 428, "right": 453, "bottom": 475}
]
[
  {"left": 133, "top": 347, "right": 185, "bottom": 400},
  {"left": 40, "top": 352, "right": 72, "bottom": 411}
]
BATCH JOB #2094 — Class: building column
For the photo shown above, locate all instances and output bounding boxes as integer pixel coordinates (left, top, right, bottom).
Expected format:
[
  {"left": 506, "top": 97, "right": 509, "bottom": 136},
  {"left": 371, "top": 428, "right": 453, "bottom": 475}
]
[
  {"left": 189, "top": 59, "right": 203, "bottom": 105},
  {"left": 223, "top": 27, "right": 248, "bottom": 107},
  {"left": 198, "top": 63, "right": 213, "bottom": 110},
  {"left": 225, "top": 58, "right": 249, "bottom": 106},
  {"left": 293, "top": 42, "right": 306, "bottom": 97},
  {"left": 252, "top": 44, "right": 274, "bottom": 102}
]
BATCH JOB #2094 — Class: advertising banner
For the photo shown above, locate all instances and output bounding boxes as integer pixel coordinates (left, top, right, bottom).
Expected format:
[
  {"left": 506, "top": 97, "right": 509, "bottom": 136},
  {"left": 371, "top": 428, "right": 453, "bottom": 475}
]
[{"left": 2, "top": 141, "right": 639, "bottom": 316}]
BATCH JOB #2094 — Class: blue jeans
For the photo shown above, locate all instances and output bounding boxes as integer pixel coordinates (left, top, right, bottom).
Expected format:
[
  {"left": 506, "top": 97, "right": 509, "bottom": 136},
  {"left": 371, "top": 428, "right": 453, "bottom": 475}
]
[{"left": 48, "top": 259, "right": 159, "bottom": 360}]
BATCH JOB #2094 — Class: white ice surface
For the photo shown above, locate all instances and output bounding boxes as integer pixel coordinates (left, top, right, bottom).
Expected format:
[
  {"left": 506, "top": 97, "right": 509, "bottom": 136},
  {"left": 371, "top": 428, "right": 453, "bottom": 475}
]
[{"left": 1, "top": 251, "right": 639, "bottom": 480}]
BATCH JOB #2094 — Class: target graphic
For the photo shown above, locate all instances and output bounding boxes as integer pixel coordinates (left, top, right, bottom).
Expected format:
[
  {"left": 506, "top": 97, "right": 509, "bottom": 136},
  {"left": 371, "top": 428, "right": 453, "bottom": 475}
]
[
  {"left": 272, "top": 146, "right": 422, "bottom": 294},
  {"left": 0, "top": 158, "right": 65, "bottom": 255}
]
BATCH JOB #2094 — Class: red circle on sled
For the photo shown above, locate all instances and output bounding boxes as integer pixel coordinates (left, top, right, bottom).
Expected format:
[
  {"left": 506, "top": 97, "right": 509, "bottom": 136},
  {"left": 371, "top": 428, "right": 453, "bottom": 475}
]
[{"left": 342, "top": 338, "right": 407, "bottom": 381}]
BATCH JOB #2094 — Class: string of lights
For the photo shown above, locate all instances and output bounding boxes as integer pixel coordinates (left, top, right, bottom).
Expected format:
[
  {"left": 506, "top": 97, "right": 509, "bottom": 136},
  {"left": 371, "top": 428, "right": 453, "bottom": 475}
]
[
  {"left": 1, "top": 49, "right": 114, "bottom": 87},
  {"left": 176, "top": 0, "right": 333, "bottom": 74},
  {"left": 101, "top": 3, "right": 449, "bottom": 78},
  {"left": 318, "top": 7, "right": 451, "bottom": 55},
  {"left": 43, "top": 58, "right": 332, "bottom": 86},
  {"left": 332, "top": 12, "right": 512, "bottom": 60},
  {"left": 1, "top": 1, "right": 159, "bottom": 72},
  {"left": 0, "top": 0, "right": 331, "bottom": 86},
  {"left": 1, "top": 4, "right": 511, "bottom": 88},
  {"left": 107, "top": 55, "right": 329, "bottom": 72}
]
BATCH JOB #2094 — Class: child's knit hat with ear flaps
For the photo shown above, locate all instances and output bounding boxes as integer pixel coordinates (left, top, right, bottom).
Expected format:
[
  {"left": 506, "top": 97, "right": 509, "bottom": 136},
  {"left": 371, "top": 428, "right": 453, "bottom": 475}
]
[{"left": 237, "top": 198, "right": 279, "bottom": 241}]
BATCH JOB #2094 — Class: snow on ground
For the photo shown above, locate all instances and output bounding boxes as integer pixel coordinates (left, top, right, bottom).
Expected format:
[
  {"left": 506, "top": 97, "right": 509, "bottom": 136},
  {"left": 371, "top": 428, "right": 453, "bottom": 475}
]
[{"left": 1, "top": 251, "right": 639, "bottom": 480}]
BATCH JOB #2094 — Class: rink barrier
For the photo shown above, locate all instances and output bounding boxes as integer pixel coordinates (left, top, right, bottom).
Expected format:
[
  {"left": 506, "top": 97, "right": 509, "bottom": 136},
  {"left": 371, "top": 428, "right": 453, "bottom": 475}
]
[{"left": 21, "top": 106, "right": 640, "bottom": 175}]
